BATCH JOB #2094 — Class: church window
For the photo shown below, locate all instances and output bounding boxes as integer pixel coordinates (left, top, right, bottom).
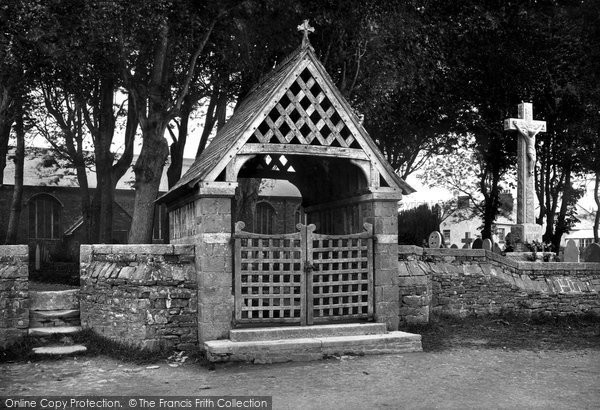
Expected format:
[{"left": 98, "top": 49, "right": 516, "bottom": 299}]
[
  {"left": 28, "top": 194, "right": 62, "bottom": 239},
  {"left": 255, "top": 202, "right": 276, "bottom": 234}
]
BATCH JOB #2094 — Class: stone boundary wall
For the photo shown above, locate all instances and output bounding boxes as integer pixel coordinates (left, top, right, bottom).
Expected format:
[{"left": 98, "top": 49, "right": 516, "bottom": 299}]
[
  {"left": 398, "top": 246, "right": 600, "bottom": 325},
  {"left": 0, "top": 245, "right": 29, "bottom": 349},
  {"left": 80, "top": 245, "right": 197, "bottom": 351}
]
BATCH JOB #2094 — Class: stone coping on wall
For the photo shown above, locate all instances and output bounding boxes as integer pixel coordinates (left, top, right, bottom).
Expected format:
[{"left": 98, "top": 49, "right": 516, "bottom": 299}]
[
  {"left": 81, "top": 244, "right": 194, "bottom": 262},
  {"left": 398, "top": 245, "right": 600, "bottom": 273},
  {"left": 0, "top": 245, "right": 28, "bottom": 259},
  {"left": 80, "top": 245, "right": 196, "bottom": 285}
]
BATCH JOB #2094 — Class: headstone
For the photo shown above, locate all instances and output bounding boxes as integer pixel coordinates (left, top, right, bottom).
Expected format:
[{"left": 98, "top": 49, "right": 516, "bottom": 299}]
[
  {"left": 563, "top": 239, "right": 579, "bottom": 262},
  {"left": 492, "top": 242, "right": 503, "bottom": 254},
  {"left": 582, "top": 243, "right": 600, "bottom": 263},
  {"left": 451, "top": 244, "right": 458, "bottom": 249},
  {"left": 461, "top": 233, "right": 473, "bottom": 249},
  {"left": 428, "top": 231, "right": 442, "bottom": 248},
  {"left": 504, "top": 103, "right": 546, "bottom": 246},
  {"left": 472, "top": 238, "right": 483, "bottom": 249},
  {"left": 482, "top": 238, "right": 492, "bottom": 251}
]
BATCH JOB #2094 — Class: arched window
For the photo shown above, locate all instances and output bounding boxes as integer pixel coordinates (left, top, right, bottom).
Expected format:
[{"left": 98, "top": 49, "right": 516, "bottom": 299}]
[
  {"left": 28, "top": 194, "right": 62, "bottom": 239},
  {"left": 255, "top": 201, "right": 275, "bottom": 234},
  {"left": 295, "top": 205, "right": 306, "bottom": 226}
]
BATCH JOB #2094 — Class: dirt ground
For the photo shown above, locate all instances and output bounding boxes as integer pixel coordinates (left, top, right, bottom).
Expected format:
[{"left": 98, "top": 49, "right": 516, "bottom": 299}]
[{"left": 1, "top": 317, "right": 599, "bottom": 410}]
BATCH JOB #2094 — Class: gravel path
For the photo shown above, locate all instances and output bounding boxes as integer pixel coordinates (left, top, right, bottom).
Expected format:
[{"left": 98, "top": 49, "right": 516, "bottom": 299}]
[{"left": 1, "top": 347, "right": 598, "bottom": 409}]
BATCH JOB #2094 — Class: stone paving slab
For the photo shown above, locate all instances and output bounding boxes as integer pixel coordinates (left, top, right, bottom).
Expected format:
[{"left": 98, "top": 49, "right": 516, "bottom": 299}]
[
  {"left": 230, "top": 323, "right": 387, "bottom": 342},
  {"left": 32, "top": 345, "right": 87, "bottom": 355}
]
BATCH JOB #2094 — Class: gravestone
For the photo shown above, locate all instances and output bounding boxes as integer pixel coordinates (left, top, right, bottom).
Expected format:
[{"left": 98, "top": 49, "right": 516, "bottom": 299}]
[
  {"left": 563, "top": 239, "right": 579, "bottom": 263},
  {"left": 582, "top": 243, "right": 600, "bottom": 262},
  {"left": 504, "top": 102, "right": 546, "bottom": 248},
  {"left": 492, "top": 242, "right": 503, "bottom": 254},
  {"left": 504, "top": 232, "right": 513, "bottom": 248},
  {"left": 428, "top": 231, "right": 442, "bottom": 248},
  {"left": 451, "top": 244, "right": 458, "bottom": 249},
  {"left": 461, "top": 233, "right": 473, "bottom": 249},
  {"left": 482, "top": 238, "right": 492, "bottom": 251},
  {"left": 472, "top": 238, "right": 483, "bottom": 249}
]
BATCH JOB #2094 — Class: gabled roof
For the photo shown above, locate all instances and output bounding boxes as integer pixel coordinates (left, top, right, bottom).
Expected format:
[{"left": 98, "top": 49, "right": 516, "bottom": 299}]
[
  {"left": 1, "top": 147, "right": 195, "bottom": 192},
  {"left": 163, "top": 41, "right": 415, "bottom": 202}
]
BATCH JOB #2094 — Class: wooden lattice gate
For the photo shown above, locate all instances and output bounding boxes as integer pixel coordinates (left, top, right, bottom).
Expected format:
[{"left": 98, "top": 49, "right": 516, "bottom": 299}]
[{"left": 234, "top": 222, "right": 374, "bottom": 326}]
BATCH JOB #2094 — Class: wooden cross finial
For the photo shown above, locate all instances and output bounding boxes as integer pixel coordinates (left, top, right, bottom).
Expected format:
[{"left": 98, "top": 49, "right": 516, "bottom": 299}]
[{"left": 297, "top": 20, "right": 314, "bottom": 47}]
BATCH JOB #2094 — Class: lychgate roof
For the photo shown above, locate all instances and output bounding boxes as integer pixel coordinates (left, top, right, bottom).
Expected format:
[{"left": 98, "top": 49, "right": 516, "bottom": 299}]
[{"left": 162, "top": 39, "right": 415, "bottom": 203}]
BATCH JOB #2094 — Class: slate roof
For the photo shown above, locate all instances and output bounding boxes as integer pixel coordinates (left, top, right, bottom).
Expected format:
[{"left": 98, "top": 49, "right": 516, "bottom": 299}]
[
  {"left": 1, "top": 147, "right": 195, "bottom": 192},
  {"left": 167, "top": 46, "right": 308, "bottom": 196},
  {"left": 163, "top": 41, "right": 415, "bottom": 202}
]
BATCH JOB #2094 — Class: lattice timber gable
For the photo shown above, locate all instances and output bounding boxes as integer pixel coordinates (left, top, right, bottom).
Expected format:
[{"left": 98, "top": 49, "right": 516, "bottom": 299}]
[
  {"left": 234, "top": 222, "right": 374, "bottom": 326},
  {"left": 249, "top": 67, "right": 361, "bottom": 149}
]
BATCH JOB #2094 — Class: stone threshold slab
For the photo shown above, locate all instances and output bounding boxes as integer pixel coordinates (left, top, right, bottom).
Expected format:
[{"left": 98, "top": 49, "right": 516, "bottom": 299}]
[
  {"left": 28, "top": 326, "right": 82, "bottom": 336},
  {"left": 30, "top": 309, "right": 80, "bottom": 318},
  {"left": 33, "top": 345, "right": 87, "bottom": 355},
  {"left": 230, "top": 323, "right": 387, "bottom": 342},
  {"left": 205, "top": 331, "right": 422, "bottom": 363}
]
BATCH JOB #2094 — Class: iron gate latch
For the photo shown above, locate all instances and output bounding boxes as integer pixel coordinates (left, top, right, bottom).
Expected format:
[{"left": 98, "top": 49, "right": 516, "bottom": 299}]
[{"left": 304, "top": 263, "right": 317, "bottom": 273}]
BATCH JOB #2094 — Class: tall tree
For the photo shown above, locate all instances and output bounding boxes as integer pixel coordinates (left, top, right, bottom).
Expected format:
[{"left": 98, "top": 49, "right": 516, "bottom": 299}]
[
  {"left": 120, "top": 1, "right": 227, "bottom": 243},
  {"left": 1, "top": 0, "right": 40, "bottom": 241},
  {"left": 31, "top": 0, "right": 139, "bottom": 243},
  {"left": 36, "top": 82, "right": 92, "bottom": 242},
  {"left": 5, "top": 99, "right": 25, "bottom": 244}
]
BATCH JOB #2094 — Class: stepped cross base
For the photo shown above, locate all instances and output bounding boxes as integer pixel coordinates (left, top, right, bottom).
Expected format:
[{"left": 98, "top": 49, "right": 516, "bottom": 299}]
[{"left": 510, "top": 223, "right": 543, "bottom": 251}]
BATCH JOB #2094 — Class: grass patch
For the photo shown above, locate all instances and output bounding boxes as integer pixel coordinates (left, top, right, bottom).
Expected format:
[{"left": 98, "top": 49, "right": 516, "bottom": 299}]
[
  {"left": 0, "top": 336, "right": 37, "bottom": 363},
  {"left": 1, "top": 330, "right": 202, "bottom": 365},
  {"left": 401, "top": 313, "right": 600, "bottom": 352},
  {"left": 75, "top": 329, "right": 182, "bottom": 364}
]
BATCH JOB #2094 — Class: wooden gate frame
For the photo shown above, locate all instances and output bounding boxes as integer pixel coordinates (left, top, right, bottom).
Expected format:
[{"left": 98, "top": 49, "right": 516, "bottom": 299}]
[{"left": 233, "top": 221, "right": 374, "bottom": 326}]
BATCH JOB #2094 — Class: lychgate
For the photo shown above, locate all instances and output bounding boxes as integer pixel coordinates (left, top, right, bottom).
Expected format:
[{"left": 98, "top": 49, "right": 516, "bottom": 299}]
[
  {"left": 159, "top": 24, "right": 415, "bottom": 344},
  {"left": 234, "top": 221, "right": 374, "bottom": 326}
]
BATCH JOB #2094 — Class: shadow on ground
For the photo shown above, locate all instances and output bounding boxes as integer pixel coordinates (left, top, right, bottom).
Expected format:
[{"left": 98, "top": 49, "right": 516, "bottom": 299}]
[{"left": 402, "top": 314, "right": 600, "bottom": 352}]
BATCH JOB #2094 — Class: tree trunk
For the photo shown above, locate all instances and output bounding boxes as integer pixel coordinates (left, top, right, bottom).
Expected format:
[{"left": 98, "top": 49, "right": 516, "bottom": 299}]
[
  {"left": 195, "top": 85, "right": 221, "bottom": 158},
  {"left": 480, "top": 163, "right": 501, "bottom": 240},
  {"left": 535, "top": 144, "right": 547, "bottom": 225},
  {"left": 551, "top": 164, "right": 573, "bottom": 251},
  {"left": 0, "top": 119, "right": 11, "bottom": 186},
  {"left": 72, "top": 153, "right": 91, "bottom": 243},
  {"left": 0, "top": 85, "right": 13, "bottom": 186},
  {"left": 128, "top": 124, "right": 169, "bottom": 243},
  {"left": 5, "top": 101, "right": 24, "bottom": 244},
  {"left": 594, "top": 171, "right": 599, "bottom": 243},
  {"left": 234, "top": 178, "right": 262, "bottom": 232},
  {"left": 167, "top": 98, "right": 192, "bottom": 188}
]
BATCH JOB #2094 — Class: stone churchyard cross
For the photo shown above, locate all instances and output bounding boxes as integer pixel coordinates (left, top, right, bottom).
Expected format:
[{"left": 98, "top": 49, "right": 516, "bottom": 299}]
[
  {"left": 461, "top": 233, "right": 473, "bottom": 248},
  {"left": 504, "top": 102, "right": 546, "bottom": 245}
]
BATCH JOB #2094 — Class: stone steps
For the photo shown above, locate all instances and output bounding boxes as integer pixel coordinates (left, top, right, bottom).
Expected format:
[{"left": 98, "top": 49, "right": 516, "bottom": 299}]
[
  {"left": 30, "top": 289, "right": 79, "bottom": 310},
  {"left": 32, "top": 345, "right": 87, "bottom": 355},
  {"left": 27, "top": 289, "right": 87, "bottom": 356},
  {"left": 29, "top": 309, "right": 81, "bottom": 327},
  {"left": 205, "top": 324, "right": 422, "bottom": 364},
  {"left": 230, "top": 323, "right": 387, "bottom": 342},
  {"left": 29, "top": 326, "right": 82, "bottom": 336}
]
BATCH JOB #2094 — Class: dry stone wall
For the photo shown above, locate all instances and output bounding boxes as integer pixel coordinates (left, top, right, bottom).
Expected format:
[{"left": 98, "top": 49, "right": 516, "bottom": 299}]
[
  {"left": 0, "top": 245, "right": 29, "bottom": 348},
  {"left": 398, "top": 247, "right": 600, "bottom": 325},
  {"left": 80, "top": 244, "right": 197, "bottom": 351}
]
